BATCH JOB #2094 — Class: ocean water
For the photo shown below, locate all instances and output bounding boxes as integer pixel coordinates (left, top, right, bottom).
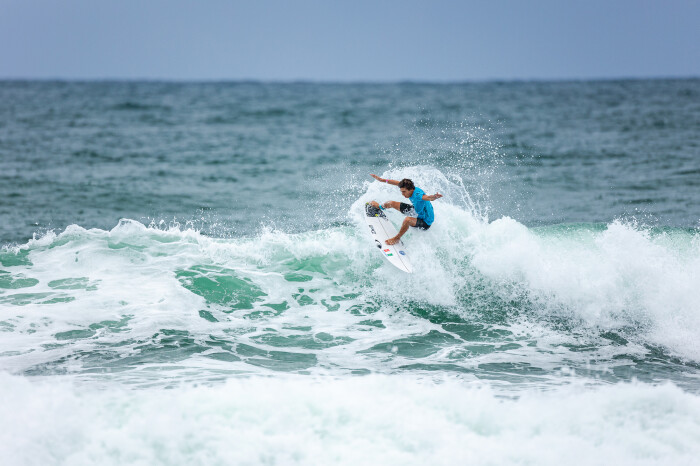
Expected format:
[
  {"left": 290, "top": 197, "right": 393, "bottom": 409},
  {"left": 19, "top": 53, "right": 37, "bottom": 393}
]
[{"left": 1, "top": 79, "right": 700, "bottom": 464}]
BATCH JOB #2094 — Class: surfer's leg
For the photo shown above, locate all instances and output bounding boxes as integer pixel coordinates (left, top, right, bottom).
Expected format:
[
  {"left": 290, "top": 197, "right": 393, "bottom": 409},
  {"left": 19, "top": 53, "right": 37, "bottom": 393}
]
[
  {"left": 370, "top": 200, "right": 400, "bottom": 210},
  {"left": 386, "top": 217, "right": 417, "bottom": 245},
  {"left": 382, "top": 201, "right": 402, "bottom": 211}
]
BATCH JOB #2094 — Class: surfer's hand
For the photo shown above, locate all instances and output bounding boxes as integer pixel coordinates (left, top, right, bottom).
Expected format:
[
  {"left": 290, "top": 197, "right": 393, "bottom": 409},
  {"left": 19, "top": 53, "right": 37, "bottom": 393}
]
[
  {"left": 431, "top": 193, "right": 443, "bottom": 201},
  {"left": 370, "top": 174, "right": 384, "bottom": 182}
]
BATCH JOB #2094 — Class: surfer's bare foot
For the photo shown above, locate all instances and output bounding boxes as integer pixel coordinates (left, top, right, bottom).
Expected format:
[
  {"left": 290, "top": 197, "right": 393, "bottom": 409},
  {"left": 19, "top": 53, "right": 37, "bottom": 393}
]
[
  {"left": 386, "top": 236, "right": 400, "bottom": 245},
  {"left": 369, "top": 201, "right": 380, "bottom": 208}
]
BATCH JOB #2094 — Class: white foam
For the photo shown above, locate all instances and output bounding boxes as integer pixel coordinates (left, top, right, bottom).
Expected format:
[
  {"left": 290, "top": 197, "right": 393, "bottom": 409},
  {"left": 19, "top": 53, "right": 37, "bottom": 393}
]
[
  {"left": 467, "top": 217, "right": 700, "bottom": 359},
  {"left": 1, "top": 373, "right": 699, "bottom": 465}
]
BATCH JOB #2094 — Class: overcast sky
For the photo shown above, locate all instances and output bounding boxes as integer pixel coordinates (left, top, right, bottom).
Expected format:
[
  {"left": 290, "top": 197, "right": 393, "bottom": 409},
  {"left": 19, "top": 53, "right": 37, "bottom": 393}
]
[{"left": 1, "top": 0, "right": 698, "bottom": 81}]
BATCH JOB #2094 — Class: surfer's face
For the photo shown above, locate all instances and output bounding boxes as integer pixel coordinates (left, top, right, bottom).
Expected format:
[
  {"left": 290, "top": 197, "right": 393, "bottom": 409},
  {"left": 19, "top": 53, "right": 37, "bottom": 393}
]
[{"left": 400, "top": 188, "right": 413, "bottom": 198}]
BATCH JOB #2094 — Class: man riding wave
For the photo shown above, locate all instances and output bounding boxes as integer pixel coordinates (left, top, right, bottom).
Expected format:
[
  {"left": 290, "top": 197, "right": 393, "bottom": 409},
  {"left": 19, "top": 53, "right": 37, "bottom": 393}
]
[{"left": 369, "top": 174, "right": 443, "bottom": 245}]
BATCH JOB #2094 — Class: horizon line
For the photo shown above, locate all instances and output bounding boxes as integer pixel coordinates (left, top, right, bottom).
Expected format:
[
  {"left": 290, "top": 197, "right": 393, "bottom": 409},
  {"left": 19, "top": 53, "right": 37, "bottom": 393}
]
[{"left": 1, "top": 75, "right": 698, "bottom": 85}]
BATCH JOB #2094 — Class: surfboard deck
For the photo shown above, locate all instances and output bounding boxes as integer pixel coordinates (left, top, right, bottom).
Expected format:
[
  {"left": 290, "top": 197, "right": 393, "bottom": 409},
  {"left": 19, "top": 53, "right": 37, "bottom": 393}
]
[{"left": 364, "top": 203, "right": 412, "bottom": 273}]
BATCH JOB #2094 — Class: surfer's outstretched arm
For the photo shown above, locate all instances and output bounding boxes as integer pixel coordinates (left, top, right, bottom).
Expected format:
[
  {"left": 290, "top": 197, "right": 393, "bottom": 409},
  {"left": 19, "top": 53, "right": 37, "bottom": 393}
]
[{"left": 370, "top": 174, "right": 399, "bottom": 186}]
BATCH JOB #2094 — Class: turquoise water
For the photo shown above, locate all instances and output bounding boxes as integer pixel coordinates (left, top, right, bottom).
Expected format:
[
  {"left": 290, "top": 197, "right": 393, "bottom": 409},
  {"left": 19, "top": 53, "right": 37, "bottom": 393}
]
[{"left": 1, "top": 79, "right": 700, "bottom": 464}]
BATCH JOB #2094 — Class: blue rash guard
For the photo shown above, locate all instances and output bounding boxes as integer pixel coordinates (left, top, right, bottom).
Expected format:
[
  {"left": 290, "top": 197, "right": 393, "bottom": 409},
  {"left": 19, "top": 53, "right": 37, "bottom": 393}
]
[{"left": 409, "top": 186, "right": 434, "bottom": 225}]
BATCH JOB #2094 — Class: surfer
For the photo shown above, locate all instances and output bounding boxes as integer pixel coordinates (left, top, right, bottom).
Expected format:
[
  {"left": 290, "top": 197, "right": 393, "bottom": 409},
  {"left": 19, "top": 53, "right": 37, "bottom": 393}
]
[{"left": 369, "top": 175, "right": 442, "bottom": 245}]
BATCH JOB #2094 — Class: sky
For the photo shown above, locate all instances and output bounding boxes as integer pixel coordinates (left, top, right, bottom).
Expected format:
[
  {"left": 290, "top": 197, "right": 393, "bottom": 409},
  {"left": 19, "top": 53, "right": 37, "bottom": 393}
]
[{"left": 0, "top": 0, "right": 698, "bottom": 81}]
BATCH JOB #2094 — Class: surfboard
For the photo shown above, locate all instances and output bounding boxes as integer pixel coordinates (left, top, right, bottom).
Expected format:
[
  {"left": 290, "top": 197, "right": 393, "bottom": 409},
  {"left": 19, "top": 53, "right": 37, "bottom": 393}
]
[{"left": 364, "top": 203, "right": 412, "bottom": 273}]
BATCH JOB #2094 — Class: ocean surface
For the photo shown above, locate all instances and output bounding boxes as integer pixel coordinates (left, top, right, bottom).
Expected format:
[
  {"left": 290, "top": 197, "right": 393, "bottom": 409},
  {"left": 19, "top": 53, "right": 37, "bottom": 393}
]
[{"left": 1, "top": 79, "right": 700, "bottom": 464}]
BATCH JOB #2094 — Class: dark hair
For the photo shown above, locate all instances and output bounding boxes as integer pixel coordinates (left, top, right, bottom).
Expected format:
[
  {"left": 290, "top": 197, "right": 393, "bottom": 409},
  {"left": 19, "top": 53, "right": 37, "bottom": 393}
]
[{"left": 398, "top": 178, "right": 414, "bottom": 190}]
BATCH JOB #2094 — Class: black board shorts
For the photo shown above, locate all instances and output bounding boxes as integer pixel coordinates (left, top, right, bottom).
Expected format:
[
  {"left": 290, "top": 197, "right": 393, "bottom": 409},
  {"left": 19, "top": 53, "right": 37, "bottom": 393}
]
[{"left": 399, "top": 203, "right": 431, "bottom": 230}]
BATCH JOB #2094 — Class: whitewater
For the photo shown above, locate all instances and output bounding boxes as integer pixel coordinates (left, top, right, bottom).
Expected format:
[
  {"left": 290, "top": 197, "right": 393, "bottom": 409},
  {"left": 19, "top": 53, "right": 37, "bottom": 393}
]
[{"left": 2, "top": 79, "right": 700, "bottom": 464}]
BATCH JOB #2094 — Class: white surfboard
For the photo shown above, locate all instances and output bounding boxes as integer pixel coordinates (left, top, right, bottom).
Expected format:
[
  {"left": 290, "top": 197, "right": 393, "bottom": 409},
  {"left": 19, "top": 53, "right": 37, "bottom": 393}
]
[{"left": 364, "top": 203, "right": 412, "bottom": 273}]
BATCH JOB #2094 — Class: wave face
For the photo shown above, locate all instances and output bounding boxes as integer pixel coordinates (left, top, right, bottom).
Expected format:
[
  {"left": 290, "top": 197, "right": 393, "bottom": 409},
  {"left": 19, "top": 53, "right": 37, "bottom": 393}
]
[{"left": 2, "top": 168, "right": 699, "bottom": 392}]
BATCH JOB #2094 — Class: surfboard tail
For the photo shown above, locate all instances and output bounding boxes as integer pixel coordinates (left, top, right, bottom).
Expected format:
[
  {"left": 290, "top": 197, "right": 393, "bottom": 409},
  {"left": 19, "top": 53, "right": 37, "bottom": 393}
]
[{"left": 365, "top": 202, "right": 386, "bottom": 218}]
